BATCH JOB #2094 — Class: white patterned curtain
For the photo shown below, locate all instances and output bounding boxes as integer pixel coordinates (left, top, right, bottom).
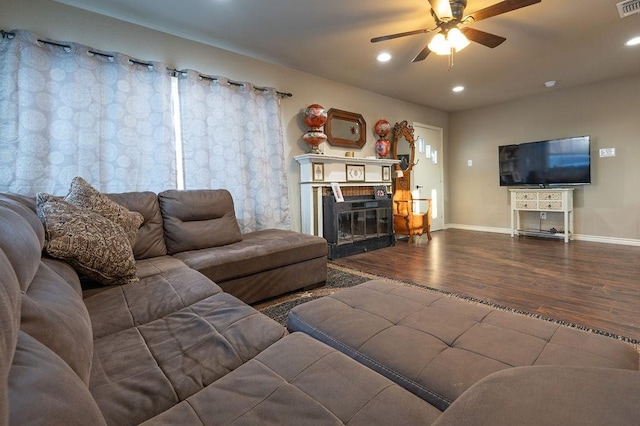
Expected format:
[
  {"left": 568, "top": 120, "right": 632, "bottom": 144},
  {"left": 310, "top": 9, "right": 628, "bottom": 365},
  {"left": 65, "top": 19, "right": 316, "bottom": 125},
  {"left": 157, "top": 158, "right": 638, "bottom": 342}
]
[
  {"left": 0, "top": 30, "right": 176, "bottom": 195},
  {"left": 177, "top": 70, "right": 290, "bottom": 232}
]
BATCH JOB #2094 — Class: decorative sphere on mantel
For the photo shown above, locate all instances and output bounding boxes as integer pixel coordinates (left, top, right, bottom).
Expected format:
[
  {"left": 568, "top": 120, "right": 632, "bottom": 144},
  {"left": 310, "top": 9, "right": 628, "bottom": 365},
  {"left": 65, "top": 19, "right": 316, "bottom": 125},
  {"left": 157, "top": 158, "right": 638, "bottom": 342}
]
[
  {"left": 374, "top": 118, "right": 391, "bottom": 138},
  {"left": 303, "top": 104, "right": 328, "bottom": 129}
]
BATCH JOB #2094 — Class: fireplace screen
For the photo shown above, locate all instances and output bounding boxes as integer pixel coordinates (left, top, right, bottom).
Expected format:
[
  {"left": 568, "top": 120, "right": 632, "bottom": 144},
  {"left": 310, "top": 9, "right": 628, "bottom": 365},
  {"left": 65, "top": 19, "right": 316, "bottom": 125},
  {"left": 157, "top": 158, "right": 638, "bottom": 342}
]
[{"left": 323, "top": 196, "right": 394, "bottom": 259}]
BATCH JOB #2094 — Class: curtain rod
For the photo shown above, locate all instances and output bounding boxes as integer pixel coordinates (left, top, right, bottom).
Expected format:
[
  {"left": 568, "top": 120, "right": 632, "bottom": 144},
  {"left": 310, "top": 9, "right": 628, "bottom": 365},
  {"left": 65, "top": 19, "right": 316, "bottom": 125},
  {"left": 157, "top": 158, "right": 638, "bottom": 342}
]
[
  {"left": 2, "top": 29, "right": 293, "bottom": 99},
  {"left": 196, "top": 73, "right": 293, "bottom": 98}
]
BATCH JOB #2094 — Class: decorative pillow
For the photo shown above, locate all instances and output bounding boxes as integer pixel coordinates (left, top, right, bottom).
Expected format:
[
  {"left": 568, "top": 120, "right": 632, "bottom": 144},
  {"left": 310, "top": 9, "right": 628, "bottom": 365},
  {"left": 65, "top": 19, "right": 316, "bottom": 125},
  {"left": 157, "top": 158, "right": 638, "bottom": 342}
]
[
  {"left": 64, "top": 176, "right": 144, "bottom": 247},
  {"left": 36, "top": 193, "right": 138, "bottom": 286}
]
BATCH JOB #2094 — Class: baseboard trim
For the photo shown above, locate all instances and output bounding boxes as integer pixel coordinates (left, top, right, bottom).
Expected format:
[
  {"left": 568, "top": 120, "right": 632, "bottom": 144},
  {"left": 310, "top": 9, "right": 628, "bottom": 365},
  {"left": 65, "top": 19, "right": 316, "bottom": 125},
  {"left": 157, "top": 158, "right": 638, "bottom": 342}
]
[
  {"left": 572, "top": 234, "right": 640, "bottom": 246},
  {"left": 445, "top": 224, "right": 512, "bottom": 235},
  {"left": 445, "top": 224, "right": 640, "bottom": 247}
]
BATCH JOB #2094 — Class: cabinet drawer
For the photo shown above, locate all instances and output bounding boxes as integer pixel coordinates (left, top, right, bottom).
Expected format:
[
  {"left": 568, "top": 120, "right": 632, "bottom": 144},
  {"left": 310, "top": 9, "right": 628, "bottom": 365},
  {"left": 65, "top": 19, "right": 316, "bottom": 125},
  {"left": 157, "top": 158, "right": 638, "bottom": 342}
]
[
  {"left": 539, "top": 201, "right": 563, "bottom": 210},
  {"left": 538, "top": 192, "right": 562, "bottom": 201},
  {"left": 515, "top": 192, "right": 537, "bottom": 201},
  {"left": 515, "top": 200, "right": 538, "bottom": 209}
]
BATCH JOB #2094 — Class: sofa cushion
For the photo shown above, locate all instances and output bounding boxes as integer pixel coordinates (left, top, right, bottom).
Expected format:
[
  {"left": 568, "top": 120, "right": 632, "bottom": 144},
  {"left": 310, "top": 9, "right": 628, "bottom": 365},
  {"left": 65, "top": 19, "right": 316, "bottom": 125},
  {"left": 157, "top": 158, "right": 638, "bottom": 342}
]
[
  {"left": 173, "top": 228, "right": 328, "bottom": 283},
  {"left": 0, "top": 194, "right": 45, "bottom": 249},
  {"left": 84, "top": 267, "right": 221, "bottom": 339},
  {"left": 0, "top": 200, "right": 43, "bottom": 292},
  {"left": 64, "top": 176, "right": 144, "bottom": 247},
  {"left": 86, "top": 271, "right": 286, "bottom": 425},
  {"left": 158, "top": 189, "right": 242, "bottom": 255},
  {"left": 42, "top": 257, "right": 83, "bottom": 297},
  {"left": 36, "top": 193, "right": 138, "bottom": 286},
  {"left": 288, "top": 280, "right": 640, "bottom": 411},
  {"left": 1, "top": 196, "right": 94, "bottom": 384},
  {"left": 141, "top": 332, "right": 442, "bottom": 425},
  {"left": 20, "top": 261, "right": 94, "bottom": 384},
  {"left": 8, "top": 332, "right": 107, "bottom": 426},
  {"left": 0, "top": 250, "right": 20, "bottom": 425},
  {"left": 433, "top": 366, "right": 640, "bottom": 426},
  {"left": 106, "top": 191, "right": 168, "bottom": 259}
]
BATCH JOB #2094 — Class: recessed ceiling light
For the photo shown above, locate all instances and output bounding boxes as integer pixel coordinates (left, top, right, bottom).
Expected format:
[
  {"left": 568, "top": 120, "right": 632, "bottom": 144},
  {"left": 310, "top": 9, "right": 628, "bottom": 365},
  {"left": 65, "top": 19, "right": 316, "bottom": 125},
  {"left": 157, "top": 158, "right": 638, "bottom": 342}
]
[
  {"left": 376, "top": 52, "right": 392, "bottom": 62},
  {"left": 625, "top": 36, "right": 640, "bottom": 46},
  {"left": 452, "top": 86, "right": 464, "bottom": 92}
]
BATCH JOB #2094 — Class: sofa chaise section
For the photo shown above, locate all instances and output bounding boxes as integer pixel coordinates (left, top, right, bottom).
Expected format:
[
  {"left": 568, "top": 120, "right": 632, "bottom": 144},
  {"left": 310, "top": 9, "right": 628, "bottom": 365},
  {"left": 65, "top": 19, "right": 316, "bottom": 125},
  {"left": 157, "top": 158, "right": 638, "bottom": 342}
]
[{"left": 158, "top": 189, "right": 328, "bottom": 304}]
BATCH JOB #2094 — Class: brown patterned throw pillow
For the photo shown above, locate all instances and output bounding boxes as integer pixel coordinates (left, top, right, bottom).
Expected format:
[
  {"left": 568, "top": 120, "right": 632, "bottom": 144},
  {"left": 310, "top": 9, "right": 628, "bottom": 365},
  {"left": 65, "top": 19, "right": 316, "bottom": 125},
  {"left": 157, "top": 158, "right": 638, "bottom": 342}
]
[
  {"left": 64, "top": 177, "right": 144, "bottom": 247},
  {"left": 36, "top": 193, "right": 138, "bottom": 286}
]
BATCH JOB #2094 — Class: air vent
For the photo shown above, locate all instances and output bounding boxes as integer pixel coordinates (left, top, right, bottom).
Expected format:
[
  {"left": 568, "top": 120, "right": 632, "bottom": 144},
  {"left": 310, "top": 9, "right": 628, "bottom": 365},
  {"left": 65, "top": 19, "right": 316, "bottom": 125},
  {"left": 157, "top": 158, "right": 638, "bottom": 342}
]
[{"left": 617, "top": 0, "right": 640, "bottom": 18}]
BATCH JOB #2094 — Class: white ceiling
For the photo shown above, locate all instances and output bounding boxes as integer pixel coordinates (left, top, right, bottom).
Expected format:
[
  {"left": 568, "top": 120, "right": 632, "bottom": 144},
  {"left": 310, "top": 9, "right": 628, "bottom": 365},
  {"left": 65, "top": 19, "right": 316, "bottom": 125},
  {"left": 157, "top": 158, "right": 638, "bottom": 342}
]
[{"left": 53, "top": 0, "right": 640, "bottom": 112}]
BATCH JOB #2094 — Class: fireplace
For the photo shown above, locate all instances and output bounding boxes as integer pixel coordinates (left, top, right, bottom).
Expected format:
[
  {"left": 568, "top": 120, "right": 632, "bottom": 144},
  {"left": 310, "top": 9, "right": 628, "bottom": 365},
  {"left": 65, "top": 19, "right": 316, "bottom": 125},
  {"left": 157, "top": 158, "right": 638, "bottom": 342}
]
[
  {"left": 323, "top": 192, "right": 394, "bottom": 259},
  {"left": 294, "top": 153, "right": 399, "bottom": 259}
]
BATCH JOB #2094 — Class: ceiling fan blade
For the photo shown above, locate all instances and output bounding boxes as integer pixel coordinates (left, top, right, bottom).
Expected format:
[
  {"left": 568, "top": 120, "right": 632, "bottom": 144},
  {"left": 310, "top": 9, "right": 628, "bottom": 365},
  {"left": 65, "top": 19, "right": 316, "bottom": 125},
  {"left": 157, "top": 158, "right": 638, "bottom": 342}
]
[
  {"left": 460, "top": 27, "right": 506, "bottom": 48},
  {"left": 371, "top": 28, "right": 432, "bottom": 43},
  {"left": 428, "top": 0, "right": 453, "bottom": 20},
  {"left": 466, "top": 0, "right": 541, "bottom": 23},
  {"left": 411, "top": 44, "right": 432, "bottom": 63}
]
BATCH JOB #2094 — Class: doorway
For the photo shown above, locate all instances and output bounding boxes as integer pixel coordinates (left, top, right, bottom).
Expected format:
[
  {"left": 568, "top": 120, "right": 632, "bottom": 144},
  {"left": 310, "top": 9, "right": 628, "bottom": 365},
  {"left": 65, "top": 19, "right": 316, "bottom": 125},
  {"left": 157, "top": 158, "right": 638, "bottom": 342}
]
[{"left": 412, "top": 123, "right": 444, "bottom": 231}]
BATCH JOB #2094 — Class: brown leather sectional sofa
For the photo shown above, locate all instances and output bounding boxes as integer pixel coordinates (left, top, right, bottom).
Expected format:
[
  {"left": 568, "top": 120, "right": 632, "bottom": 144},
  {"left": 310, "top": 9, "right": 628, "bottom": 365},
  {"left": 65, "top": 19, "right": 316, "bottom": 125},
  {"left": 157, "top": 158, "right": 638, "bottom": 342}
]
[{"left": 2, "top": 188, "right": 640, "bottom": 425}]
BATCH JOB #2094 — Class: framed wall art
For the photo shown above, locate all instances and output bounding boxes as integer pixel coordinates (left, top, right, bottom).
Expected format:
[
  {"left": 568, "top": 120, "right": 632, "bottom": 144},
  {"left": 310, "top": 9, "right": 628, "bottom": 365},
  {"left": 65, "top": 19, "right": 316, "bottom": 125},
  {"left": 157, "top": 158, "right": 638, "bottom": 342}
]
[
  {"left": 346, "top": 164, "right": 365, "bottom": 182},
  {"left": 382, "top": 166, "right": 390, "bottom": 181},
  {"left": 312, "top": 163, "right": 324, "bottom": 181}
]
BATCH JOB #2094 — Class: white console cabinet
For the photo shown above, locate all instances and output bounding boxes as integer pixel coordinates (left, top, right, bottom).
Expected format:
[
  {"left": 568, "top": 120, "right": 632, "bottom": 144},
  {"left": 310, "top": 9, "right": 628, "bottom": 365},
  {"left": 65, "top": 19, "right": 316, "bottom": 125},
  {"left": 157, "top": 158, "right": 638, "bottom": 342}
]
[{"left": 509, "top": 188, "right": 574, "bottom": 243}]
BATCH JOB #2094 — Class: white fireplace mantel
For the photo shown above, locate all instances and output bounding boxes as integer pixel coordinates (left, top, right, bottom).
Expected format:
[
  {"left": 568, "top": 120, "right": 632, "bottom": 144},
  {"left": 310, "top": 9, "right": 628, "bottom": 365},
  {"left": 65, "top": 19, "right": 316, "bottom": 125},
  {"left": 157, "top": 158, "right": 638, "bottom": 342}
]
[{"left": 294, "top": 154, "right": 400, "bottom": 236}]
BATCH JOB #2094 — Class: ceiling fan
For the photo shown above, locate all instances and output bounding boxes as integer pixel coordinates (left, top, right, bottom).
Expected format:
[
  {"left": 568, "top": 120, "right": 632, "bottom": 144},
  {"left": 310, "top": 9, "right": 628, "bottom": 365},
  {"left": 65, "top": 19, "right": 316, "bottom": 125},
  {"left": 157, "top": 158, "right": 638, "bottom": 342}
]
[{"left": 371, "top": 0, "right": 542, "bottom": 63}]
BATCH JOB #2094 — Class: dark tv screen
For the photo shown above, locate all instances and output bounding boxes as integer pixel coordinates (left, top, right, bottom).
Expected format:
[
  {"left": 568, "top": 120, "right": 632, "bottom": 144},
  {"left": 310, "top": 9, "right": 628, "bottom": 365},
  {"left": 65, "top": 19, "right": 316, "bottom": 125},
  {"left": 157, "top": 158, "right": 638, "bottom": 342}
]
[{"left": 499, "top": 136, "right": 591, "bottom": 186}]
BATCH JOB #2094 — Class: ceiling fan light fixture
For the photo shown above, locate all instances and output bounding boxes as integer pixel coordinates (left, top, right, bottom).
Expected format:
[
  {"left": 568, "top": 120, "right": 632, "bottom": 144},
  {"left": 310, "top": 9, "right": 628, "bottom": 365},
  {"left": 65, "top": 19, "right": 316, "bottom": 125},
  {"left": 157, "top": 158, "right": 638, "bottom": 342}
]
[
  {"left": 448, "top": 27, "right": 470, "bottom": 51},
  {"left": 428, "top": 32, "right": 451, "bottom": 55},
  {"left": 428, "top": 28, "right": 470, "bottom": 55}
]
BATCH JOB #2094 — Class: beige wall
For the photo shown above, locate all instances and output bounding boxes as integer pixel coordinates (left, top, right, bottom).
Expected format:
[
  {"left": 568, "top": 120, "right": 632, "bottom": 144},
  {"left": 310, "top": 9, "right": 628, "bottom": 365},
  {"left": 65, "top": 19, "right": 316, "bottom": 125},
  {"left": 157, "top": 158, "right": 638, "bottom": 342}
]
[
  {"left": 448, "top": 74, "right": 640, "bottom": 242},
  {"left": 1, "top": 0, "right": 448, "bottom": 232}
]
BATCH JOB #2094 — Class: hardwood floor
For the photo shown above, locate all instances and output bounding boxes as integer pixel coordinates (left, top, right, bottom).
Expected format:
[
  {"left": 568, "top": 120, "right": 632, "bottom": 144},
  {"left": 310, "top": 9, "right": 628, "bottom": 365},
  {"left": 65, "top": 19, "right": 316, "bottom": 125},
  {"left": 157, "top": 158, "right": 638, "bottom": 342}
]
[{"left": 331, "top": 229, "right": 640, "bottom": 342}]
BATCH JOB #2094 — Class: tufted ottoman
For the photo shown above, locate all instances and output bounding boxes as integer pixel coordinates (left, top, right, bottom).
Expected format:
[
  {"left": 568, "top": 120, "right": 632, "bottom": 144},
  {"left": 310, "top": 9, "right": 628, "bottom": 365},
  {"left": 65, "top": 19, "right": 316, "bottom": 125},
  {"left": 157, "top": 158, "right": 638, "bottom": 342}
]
[{"left": 287, "top": 280, "right": 639, "bottom": 411}]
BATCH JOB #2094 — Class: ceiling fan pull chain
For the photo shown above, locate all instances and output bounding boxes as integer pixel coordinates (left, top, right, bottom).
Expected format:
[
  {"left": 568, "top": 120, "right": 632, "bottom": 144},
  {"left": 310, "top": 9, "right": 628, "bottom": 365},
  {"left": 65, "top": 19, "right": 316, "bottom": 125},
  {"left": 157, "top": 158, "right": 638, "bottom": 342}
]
[{"left": 448, "top": 48, "right": 454, "bottom": 71}]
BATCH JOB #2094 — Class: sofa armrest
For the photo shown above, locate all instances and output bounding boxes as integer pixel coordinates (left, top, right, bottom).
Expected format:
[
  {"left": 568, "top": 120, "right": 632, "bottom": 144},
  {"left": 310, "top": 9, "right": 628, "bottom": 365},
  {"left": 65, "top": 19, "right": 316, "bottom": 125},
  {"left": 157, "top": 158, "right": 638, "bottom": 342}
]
[{"left": 434, "top": 366, "right": 640, "bottom": 426}]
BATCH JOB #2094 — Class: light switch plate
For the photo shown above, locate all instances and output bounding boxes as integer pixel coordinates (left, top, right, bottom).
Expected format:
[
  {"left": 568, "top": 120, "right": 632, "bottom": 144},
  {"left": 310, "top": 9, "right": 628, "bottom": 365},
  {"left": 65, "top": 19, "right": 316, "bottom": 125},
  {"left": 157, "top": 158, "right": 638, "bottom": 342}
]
[{"left": 599, "top": 148, "right": 616, "bottom": 157}]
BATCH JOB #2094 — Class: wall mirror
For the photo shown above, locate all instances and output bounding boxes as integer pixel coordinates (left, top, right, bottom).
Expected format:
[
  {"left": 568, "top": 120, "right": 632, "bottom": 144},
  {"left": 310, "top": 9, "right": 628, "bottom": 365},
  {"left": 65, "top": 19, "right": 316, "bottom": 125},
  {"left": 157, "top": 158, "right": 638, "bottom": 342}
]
[
  {"left": 393, "top": 120, "right": 415, "bottom": 173},
  {"left": 325, "top": 108, "right": 366, "bottom": 148}
]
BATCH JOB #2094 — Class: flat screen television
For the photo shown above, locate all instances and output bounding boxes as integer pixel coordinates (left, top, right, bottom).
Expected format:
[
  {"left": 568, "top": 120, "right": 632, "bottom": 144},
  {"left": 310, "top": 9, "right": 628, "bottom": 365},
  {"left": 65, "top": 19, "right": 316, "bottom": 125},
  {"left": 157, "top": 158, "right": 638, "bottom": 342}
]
[{"left": 498, "top": 136, "right": 591, "bottom": 187}]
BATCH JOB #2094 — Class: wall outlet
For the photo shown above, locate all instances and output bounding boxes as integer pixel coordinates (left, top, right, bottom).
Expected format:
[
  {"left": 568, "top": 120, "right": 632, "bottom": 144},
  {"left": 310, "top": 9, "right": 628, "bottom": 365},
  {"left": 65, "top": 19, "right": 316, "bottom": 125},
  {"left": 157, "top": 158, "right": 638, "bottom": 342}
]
[
  {"left": 540, "top": 212, "right": 547, "bottom": 220},
  {"left": 599, "top": 148, "right": 616, "bottom": 157}
]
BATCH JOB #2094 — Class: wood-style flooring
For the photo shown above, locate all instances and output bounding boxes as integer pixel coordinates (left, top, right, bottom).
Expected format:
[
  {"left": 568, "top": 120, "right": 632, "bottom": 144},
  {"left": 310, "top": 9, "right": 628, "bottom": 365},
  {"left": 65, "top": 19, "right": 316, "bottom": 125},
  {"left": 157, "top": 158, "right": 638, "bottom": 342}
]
[{"left": 331, "top": 229, "right": 640, "bottom": 342}]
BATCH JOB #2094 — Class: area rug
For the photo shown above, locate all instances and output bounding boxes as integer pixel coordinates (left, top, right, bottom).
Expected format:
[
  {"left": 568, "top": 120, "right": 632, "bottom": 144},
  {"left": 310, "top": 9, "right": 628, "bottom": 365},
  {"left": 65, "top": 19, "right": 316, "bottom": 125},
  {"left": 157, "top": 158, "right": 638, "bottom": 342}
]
[{"left": 255, "top": 263, "right": 640, "bottom": 347}]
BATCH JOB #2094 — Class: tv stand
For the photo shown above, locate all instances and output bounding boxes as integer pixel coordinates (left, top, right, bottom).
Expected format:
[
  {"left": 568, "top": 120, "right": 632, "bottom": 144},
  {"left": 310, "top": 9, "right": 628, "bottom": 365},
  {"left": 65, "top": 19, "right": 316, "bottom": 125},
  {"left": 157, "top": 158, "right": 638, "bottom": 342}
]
[{"left": 509, "top": 188, "right": 574, "bottom": 243}]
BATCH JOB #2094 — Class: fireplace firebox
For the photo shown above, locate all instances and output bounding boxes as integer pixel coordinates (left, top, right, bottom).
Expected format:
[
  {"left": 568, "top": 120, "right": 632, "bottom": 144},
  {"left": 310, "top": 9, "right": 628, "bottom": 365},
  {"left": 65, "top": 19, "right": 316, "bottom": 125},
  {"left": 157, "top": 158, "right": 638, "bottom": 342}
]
[{"left": 323, "top": 195, "right": 394, "bottom": 259}]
